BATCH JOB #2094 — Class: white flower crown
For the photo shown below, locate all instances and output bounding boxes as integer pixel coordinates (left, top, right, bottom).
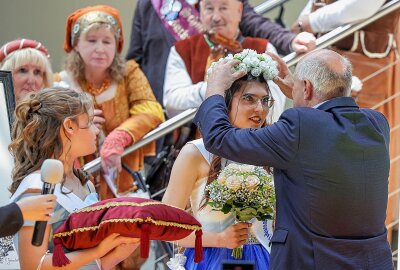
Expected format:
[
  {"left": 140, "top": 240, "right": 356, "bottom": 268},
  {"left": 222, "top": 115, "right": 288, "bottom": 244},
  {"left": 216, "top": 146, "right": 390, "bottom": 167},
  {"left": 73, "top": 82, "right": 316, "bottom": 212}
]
[{"left": 209, "top": 49, "right": 279, "bottom": 81}]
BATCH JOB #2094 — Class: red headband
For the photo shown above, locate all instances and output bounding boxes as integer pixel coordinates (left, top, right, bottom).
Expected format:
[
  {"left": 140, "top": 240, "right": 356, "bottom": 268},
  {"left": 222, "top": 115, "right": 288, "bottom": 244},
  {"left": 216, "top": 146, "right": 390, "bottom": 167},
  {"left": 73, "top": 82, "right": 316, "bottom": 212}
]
[{"left": 0, "top": 39, "right": 50, "bottom": 63}]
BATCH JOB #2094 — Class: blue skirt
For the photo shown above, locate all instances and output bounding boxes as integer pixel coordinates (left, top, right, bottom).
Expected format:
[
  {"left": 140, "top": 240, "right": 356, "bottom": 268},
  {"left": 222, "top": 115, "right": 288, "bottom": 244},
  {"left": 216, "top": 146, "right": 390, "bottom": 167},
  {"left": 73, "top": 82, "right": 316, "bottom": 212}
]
[{"left": 184, "top": 244, "right": 270, "bottom": 270}]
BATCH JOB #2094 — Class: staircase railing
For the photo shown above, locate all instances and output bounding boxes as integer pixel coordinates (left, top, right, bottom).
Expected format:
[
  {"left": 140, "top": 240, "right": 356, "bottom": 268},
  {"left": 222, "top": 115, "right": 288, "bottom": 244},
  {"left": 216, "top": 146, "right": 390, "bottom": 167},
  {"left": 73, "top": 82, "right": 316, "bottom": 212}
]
[{"left": 254, "top": 0, "right": 289, "bottom": 14}]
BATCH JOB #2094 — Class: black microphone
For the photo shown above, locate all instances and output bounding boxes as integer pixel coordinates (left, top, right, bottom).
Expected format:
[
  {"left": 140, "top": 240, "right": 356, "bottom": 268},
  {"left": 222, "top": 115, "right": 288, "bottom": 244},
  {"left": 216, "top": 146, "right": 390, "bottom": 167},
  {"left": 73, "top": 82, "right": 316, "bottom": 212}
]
[{"left": 32, "top": 159, "right": 64, "bottom": 246}]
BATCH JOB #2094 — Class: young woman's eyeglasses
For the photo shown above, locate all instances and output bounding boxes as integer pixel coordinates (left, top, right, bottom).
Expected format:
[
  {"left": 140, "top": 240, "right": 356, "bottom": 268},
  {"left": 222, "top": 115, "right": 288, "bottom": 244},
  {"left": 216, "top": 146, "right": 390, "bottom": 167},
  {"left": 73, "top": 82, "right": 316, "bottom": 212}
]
[{"left": 241, "top": 93, "right": 274, "bottom": 110}]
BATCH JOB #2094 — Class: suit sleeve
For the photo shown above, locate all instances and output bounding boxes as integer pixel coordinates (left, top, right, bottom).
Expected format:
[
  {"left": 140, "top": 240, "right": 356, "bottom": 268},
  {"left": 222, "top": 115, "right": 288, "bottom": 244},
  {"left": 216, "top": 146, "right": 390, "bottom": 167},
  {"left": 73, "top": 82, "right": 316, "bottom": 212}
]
[
  {"left": 239, "top": 0, "right": 296, "bottom": 55},
  {"left": 126, "top": 0, "right": 143, "bottom": 63},
  {"left": 194, "top": 95, "right": 299, "bottom": 169},
  {"left": 0, "top": 202, "right": 24, "bottom": 237}
]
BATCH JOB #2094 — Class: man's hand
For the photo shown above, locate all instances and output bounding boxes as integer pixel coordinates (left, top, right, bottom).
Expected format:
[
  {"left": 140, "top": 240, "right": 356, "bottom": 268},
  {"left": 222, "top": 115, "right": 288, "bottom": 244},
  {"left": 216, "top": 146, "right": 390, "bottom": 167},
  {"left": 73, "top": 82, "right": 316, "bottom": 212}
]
[
  {"left": 291, "top": 31, "right": 316, "bottom": 53},
  {"left": 266, "top": 52, "right": 294, "bottom": 99},
  {"left": 205, "top": 59, "right": 246, "bottom": 99}
]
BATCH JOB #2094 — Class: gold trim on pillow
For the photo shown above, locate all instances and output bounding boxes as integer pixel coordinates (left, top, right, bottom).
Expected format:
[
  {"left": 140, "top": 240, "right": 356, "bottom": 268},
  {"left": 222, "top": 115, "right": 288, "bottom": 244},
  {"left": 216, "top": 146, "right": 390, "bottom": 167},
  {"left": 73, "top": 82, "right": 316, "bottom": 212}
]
[
  {"left": 73, "top": 201, "right": 185, "bottom": 213},
  {"left": 53, "top": 217, "right": 202, "bottom": 239}
]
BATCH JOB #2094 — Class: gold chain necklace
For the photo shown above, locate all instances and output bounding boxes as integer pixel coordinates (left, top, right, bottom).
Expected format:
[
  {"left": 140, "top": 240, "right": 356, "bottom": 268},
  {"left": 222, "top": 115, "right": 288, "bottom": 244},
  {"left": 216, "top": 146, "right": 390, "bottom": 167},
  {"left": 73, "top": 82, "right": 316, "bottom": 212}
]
[{"left": 85, "top": 79, "right": 111, "bottom": 96}]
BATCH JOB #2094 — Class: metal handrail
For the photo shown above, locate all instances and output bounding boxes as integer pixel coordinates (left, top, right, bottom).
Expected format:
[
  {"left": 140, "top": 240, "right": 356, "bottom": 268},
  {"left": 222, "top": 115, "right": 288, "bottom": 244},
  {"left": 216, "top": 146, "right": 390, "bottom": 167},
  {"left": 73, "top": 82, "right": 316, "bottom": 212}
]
[
  {"left": 82, "top": 108, "right": 197, "bottom": 173},
  {"left": 254, "top": 0, "right": 290, "bottom": 15},
  {"left": 82, "top": 0, "right": 400, "bottom": 173}
]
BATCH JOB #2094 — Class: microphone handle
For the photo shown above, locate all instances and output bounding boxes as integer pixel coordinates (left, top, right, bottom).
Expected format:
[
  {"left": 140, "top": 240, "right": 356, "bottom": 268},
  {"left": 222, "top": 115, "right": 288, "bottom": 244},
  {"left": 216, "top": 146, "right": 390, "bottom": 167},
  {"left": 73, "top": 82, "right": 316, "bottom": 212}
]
[
  {"left": 42, "top": 182, "right": 55, "bottom": 195},
  {"left": 31, "top": 221, "right": 48, "bottom": 246},
  {"left": 31, "top": 182, "right": 56, "bottom": 246}
]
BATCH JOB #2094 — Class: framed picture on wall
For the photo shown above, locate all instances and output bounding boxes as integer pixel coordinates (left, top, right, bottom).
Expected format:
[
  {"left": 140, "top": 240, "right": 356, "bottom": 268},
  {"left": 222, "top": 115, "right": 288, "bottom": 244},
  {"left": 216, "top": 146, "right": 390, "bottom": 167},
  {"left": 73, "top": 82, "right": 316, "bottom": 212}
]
[{"left": 0, "top": 71, "right": 15, "bottom": 132}]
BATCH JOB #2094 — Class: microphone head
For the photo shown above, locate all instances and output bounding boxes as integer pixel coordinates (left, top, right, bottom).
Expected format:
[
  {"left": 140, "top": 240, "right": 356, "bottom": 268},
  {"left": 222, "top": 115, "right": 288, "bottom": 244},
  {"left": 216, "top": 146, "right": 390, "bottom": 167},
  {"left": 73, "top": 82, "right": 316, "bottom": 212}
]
[{"left": 41, "top": 159, "right": 64, "bottom": 184}]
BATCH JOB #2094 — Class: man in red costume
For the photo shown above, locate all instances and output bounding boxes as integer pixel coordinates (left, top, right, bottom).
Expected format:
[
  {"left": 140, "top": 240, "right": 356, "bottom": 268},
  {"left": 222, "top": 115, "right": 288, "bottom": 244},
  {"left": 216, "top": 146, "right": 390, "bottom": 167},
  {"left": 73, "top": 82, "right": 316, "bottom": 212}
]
[{"left": 163, "top": 0, "right": 286, "bottom": 122}]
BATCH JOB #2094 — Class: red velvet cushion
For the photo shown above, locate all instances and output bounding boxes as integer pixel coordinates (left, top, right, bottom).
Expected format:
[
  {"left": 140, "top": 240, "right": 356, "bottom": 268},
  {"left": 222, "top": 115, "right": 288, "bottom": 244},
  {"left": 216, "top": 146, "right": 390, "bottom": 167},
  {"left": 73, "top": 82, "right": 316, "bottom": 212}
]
[{"left": 52, "top": 197, "right": 203, "bottom": 266}]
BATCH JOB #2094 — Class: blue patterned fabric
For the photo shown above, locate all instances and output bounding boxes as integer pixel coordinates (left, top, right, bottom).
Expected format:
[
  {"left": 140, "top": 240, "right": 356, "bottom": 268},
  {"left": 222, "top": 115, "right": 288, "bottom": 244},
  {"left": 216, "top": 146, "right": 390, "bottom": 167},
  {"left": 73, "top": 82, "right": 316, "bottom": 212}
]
[{"left": 184, "top": 244, "right": 270, "bottom": 270}]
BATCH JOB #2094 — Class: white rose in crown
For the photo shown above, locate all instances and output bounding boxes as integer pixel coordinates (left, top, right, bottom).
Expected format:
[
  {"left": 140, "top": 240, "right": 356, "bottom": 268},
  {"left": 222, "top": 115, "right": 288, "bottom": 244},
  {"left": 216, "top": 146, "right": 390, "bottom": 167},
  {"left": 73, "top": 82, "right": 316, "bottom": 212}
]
[
  {"left": 245, "top": 175, "right": 260, "bottom": 190},
  {"left": 207, "top": 49, "right": 278, "bottom": 81},
  {"left": 225, "top": 175, "right": 243, "bottom": 191}
]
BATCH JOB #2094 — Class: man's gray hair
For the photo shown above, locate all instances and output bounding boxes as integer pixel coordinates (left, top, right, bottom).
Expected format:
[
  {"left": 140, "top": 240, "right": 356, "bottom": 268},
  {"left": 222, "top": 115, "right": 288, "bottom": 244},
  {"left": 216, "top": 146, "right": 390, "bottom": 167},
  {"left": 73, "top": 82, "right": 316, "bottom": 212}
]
[{"left": 294, "top": 51, "right": 352, "bottom": 99}]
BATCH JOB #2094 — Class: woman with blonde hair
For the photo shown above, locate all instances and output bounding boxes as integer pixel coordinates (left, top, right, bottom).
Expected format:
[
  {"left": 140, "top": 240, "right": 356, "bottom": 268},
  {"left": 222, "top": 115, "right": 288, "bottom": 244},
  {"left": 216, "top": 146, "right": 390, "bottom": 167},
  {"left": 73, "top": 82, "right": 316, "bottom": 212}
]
[
  {"left": 9, "top": 87, "right": 139, "bottom": 270},
  {"left": 0, "top": 39, "right": 53, "bottom": 102}
]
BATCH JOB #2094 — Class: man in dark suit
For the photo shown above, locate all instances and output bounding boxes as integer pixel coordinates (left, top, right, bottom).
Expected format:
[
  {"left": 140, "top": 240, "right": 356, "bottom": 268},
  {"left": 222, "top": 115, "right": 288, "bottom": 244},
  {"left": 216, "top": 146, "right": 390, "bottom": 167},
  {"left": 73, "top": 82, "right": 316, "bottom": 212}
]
[{"left": 194, "top": 49, "right": 393, "bottom": 269}]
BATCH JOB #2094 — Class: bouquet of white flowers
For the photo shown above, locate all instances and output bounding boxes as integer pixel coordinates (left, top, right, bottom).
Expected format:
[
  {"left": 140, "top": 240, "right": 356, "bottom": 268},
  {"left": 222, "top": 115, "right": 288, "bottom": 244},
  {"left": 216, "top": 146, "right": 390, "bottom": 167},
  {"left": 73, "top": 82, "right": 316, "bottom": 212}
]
[{"left": 206, "top": 163, "right": 275, "bottom": 258}]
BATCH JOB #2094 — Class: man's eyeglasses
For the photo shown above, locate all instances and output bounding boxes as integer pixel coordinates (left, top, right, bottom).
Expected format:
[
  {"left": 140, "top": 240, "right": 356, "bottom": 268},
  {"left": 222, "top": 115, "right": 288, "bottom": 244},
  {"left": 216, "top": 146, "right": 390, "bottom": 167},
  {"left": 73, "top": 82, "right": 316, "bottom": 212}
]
[{"left": 241, "top": 93, "right": 274, "bottom": 110}]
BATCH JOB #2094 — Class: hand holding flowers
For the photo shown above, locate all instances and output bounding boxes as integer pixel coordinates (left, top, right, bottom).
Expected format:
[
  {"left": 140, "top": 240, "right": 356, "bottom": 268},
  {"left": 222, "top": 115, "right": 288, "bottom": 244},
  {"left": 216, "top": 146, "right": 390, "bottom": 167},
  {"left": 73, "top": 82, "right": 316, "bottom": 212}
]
[{"left": 206, "top": 163, "right": 275, "bottom": 258}]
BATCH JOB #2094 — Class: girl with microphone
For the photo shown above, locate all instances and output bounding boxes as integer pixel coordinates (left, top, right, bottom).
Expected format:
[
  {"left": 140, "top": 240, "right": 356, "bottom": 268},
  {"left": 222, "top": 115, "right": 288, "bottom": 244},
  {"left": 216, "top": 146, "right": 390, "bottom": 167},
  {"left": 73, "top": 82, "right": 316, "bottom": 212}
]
[{"left": 9, "top": 88, "right": 139, "bottom": 270}]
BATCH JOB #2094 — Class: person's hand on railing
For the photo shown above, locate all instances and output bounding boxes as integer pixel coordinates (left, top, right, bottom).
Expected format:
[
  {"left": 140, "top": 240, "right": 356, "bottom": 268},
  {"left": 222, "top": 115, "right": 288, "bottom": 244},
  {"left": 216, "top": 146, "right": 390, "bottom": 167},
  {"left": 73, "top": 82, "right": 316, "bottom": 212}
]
[
  {"left": 290, "top": 31, "right": 316, "bottom": 53},
  {"left": 100, "top": 130, "right": 133, "bottom": 175}
]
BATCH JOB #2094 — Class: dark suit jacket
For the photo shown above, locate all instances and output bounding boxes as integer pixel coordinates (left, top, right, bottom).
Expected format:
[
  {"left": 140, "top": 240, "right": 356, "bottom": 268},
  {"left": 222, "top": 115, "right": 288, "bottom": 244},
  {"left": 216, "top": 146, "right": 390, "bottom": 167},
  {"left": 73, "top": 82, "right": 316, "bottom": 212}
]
[
  {"left": 126, "top": 0, "right": 296, "bottom": 104},
  {"left": 0, "top": 202, "right": 23, "bottom": 237},
  {"left": 194, "top": 95, "right": 393, "bottom": 269}
]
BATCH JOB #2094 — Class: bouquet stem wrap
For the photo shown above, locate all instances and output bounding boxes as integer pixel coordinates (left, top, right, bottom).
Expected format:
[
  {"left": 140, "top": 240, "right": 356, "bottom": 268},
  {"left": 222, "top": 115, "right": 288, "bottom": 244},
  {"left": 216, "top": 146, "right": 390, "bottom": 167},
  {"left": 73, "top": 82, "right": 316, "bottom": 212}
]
[{"left": 231, "top": 219, "right": 259, "bottom": 259}]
